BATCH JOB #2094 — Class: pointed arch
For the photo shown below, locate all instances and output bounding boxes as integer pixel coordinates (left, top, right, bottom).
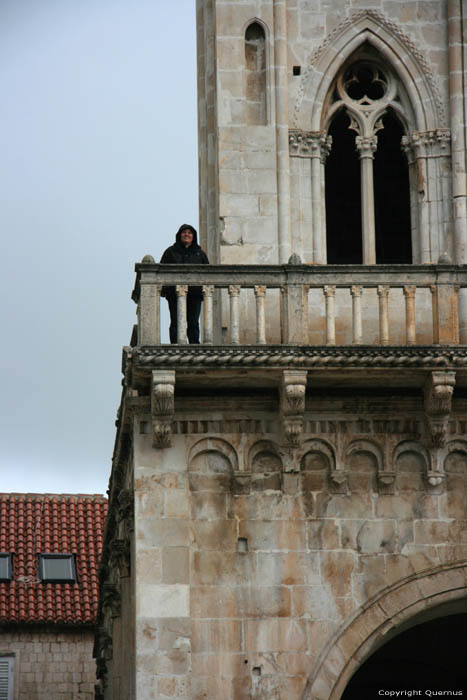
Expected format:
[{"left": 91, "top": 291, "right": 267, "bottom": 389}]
[{"left": 293, "top": 10, "right": 443, "bottom": 132}]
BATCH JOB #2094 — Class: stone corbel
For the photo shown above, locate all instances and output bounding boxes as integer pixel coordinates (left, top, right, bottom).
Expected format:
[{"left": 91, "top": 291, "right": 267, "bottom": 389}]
[
  {"left": 102, "top": 582, "right": 121, "bottom": 619},
  {"left": 424, "top": 371, "right": 456, "bottom": 448},
  {"left": 96, "top": 656, "right": 108, "bottom": 681},
  {"left": 117, "top": 489, "right": 134, "bottom": 523},
  {"left": 151, "top": 369, "right": 175, "bottom": 448},
  {"left": 280, "top": 370, "right": 307, "bottom": 447},
  {"left": 109, "top": 538, "right": 131, "bottom": 578}
]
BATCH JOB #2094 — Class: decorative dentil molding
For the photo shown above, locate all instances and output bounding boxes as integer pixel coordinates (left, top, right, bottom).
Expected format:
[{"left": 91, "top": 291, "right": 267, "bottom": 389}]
[
  {"left": 151, "top": 369, "right": 175, "bottom": 448},
  {"left": 280, "top": 370, "right": 307, "bottom": 446},
  {"left": 424, "top": 371, "right": 456, "bottom": 448}
]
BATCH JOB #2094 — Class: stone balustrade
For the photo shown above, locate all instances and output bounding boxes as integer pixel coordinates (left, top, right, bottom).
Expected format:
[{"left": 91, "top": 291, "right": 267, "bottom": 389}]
[{"left": 133, "top": 262, "right": 466, "bottom": 346}]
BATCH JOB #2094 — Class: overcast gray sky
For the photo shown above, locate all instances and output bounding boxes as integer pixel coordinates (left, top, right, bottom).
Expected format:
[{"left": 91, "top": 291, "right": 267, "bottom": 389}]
[{"left": 0, "top": 0, "right": 197, "bottom": 494}]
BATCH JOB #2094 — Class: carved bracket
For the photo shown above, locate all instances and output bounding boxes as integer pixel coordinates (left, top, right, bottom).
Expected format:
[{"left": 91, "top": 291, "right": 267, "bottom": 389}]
[
  {"left": 109, "top": 538, "right": 131, "bottom": 578},
  {"left": 280, "top": 370, "right": 307, "bottom": 447},
  {"left": 151, "top": 370, "right": 175, "bottom": 448},
  {"left": 102, "top": 582, "right": 121, "bottom": 619},
  {"left": 424, "top": 371, "right": 456, "bottom": 448}
]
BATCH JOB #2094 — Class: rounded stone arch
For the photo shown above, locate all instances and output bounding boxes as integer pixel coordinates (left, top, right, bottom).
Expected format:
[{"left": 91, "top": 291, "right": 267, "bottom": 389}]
[
  {"left": 300, "top": 438, "right": 336, "bottom": 471},
  {"left": 248, "top": 439, "right": 282, "bottom": 470},
  {"left": 445, "top": 438, "right": 467, "bottom": 458},
  {"left": 248, "top": 439, "right": 282, "bottom": 491},
  {"left": 188, "top": 437, "right": 238, "bottom": 471},
  {"left": 303, "top": 562, "right": 467, "bottom": 700},
  {"left": 293, "top": 10, "right": 442, "bottom": 132},
  {"left": 393, "top": 439, "right": 430, "bottom": 469},
  {"left": 345, "top": 439, "right": 384, "bottom": 470},
  {"left": 444, "top": 438, "right": 467, "bottom": 474}
]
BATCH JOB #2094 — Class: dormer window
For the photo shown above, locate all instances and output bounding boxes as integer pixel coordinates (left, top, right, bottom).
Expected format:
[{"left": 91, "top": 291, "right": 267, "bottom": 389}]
[
  {"left": 39, "top": 554, "right": 77, "bottom": 583},
  {"left": 0, "top": 553, "right": 13, "bottom": 582}
]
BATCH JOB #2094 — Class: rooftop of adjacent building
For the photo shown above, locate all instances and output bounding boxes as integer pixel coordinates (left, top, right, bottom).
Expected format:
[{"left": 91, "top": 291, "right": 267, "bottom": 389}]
[{"left": 0, "top": 492, "right": 107, "bottom": 626}]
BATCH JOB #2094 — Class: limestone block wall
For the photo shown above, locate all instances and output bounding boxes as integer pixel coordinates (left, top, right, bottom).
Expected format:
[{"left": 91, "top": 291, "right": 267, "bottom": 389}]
[
  {"left": 0, "top": 626, "right": 95, "bottom": 700},
  {"left": 132, "top": 396, "right": 467, "bottom": 700}
]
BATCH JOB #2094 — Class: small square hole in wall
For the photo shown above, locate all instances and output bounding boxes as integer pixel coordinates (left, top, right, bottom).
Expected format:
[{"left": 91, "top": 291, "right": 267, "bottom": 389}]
[
  {"left": 237, "top": 537, "right": 248, "bottom": 553},
  {"left": 293, "top": 66, "right": 301, "bottom": 76},
  {"left": 139, "top": 420, "right": 149, "bottom": 435}
]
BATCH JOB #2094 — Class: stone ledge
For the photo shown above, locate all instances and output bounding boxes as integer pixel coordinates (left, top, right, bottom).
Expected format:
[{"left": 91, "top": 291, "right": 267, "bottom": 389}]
[{"left": 128, "top": 345, "right": 467, "bottom": 371}]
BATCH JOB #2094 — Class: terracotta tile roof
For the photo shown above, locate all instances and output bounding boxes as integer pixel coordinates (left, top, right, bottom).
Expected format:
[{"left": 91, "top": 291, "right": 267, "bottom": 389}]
[{"left": 0, "top": 493, "right": 107, "bottom": 625}]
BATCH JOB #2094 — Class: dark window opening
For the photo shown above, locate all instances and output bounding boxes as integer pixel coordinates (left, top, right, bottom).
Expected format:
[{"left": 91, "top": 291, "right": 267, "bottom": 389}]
[
  {"left": 245, "top": 22, "right": 267, "bottom": 125},
  {"left": 293, "top": 65, "right": 301, "bottom": 76},
  {"left": 0, "top": 554, "right": 13, "bottom": 581},
  {"left": 344, "top": 63, "right": 386, "bottom": 101},
  {"left": 39, "top": 554, "right": 77, "bottom": 583},
  {"left": 325, "top": 109, "right": 362, "bottom": 264},
  {"left": 374, "top": 110, "right": 412, "bottom": 263},
  {"left": 342, "top": 613, "right": 467, "bottom": 697}
]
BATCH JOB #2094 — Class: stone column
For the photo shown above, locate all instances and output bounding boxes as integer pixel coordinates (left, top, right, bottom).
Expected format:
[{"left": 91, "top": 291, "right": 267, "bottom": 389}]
[
  {"left": 403, "top": 285, "right": 417, "bottom": 346},
  {"left": 356, "top": 135, "right": 377, "bottom": 264},
  {"left": 176, "top": 285, "right": 188, "bottom": 345},
  {"left": 350, "top": 285, "right": 363, "bottom": 345},
  {"left": 273, "top": 0, "right": 291, "bottom": 264},
  {"left": 288, "top": 130, "right": 331, "bottom": 264},
  {"left": 323, "top": 285, "right": 336, "bottom": 346},
  {"left": 254, "top": 285, "right": 267, "bottom": 345},
  {"left": 228, "top": 285, "right": 241, "bottom": 344},
  {"left": 448, "top": 0, "right": 467, "bottom": 265},
  {"left": 377, "top": 285, "right": 390, "bottom": 346},
  {"left": 202, "top": 285, "right": 214, "bottom": 345}
]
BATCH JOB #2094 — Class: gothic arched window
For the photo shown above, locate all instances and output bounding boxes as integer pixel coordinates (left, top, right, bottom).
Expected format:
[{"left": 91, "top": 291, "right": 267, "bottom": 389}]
[
  {"left": 324, "top": 48, "right": 412, "bottom": 264},
  {"left": 245, "top": 21, "right": 267, "bottom": 125}
]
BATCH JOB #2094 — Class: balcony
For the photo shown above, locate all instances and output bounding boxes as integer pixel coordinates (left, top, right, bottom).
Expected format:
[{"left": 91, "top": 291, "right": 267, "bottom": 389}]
[{"left": 127, "top": 261, "right": 467, "bottom": 392}]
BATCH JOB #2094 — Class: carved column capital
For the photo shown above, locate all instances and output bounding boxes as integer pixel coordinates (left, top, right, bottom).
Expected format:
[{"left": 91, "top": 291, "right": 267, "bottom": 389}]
[
  {"left": 377, "top": 285, "right": 390, "bottom": 298},
  {"left": 350, "top": 285, "right": 363, "bottom": 297},
  {"left": 408, "top": 129, "right": 451, "bottom": 157},
  {"left": 403, "top": 285, "right": 416, "bottom": 298},
  {"left": 289, "top": 129, "right": 332, "bottom": 161},
  {"left": 202, "top": 285, "right": 214, "bottom": 297},
  {"left": 254, "top": 285, "right": 267, "bottom": 297},
  {"left": 228, "top": 285, "right": 241, "bottom": 297},
  {"left": 355, "top": 135, "right": 378, "bottom": 159},
  {"left": 424, "top": 371, "right": 456, "bottom": 447},
  {"left": 280, "top": 370, "right": 307, "bottom": 447},
  {"left": 323, "top": 285, "right": 336, "bottom": 298},
  {"left": 151, "top": 369, "right": 175, "bottom": 448},
  {"left": 175, "top": 284, "right": 188, "bottom": 297}
]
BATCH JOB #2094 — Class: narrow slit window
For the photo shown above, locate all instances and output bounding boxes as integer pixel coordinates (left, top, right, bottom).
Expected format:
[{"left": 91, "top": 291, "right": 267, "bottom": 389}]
[{"left": 245, "top": 22, "right": 267, "bottom": 125}]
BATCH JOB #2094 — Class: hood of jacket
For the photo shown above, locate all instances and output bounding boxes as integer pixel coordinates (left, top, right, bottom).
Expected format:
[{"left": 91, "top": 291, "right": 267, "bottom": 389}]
[{"left": 175, "top": 224, "right": 199, "bottom": 249}]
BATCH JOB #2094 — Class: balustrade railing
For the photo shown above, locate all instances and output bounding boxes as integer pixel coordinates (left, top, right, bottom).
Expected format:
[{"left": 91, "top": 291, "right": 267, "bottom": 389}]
[{"left": 132, "top": 263, "right": 466, "bottom": 347}]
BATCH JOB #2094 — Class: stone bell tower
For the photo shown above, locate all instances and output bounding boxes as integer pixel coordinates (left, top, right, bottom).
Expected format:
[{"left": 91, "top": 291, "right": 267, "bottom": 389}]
[{"left": 95, "top": 2, "right": 467, "bottom": 699}]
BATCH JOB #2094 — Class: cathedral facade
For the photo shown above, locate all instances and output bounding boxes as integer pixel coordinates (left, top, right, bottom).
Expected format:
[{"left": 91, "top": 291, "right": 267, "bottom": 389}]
[{"left": 95, "top": 2, "right": 467, "bottom": 698}]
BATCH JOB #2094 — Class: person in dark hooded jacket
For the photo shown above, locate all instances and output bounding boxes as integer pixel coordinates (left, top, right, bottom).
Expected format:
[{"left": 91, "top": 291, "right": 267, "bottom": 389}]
[{"left": 160, "top": 224, "right": 209, "bottom": 344}]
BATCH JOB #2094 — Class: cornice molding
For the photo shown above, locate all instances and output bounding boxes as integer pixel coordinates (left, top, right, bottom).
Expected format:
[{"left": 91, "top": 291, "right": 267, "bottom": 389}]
[{"left": 129, "top": 346, "right": 467, "bottom": 371}]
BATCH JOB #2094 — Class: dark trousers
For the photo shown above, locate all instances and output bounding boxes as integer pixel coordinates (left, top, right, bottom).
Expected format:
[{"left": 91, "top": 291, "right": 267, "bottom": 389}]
[{"left": 167, "top": 295, "right": 202, "bottom": 344}]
